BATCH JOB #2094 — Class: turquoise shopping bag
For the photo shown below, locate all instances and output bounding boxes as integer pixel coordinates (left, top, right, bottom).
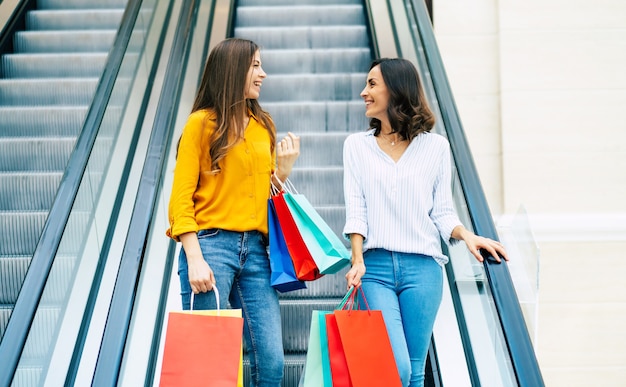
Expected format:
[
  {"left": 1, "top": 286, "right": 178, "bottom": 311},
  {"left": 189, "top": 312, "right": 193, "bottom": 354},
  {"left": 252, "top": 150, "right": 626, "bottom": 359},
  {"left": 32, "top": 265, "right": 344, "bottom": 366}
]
[
  {"left": 301, "top": 289, "right": 355, "bottom": 386},
  {"left": 283, "top": 192, "right": 350, "bottom": 274},
  {"left": 301, "top": 310, "right": 333, "bottom": 387}
]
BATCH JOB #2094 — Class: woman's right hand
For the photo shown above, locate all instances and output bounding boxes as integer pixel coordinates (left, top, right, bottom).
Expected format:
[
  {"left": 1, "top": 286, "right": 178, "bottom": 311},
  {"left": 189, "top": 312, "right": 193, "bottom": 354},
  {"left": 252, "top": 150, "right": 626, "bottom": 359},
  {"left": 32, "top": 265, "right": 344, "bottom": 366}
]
[
  {"left": 345, "top": 261, "right": 365, "bottom": 290},
  {"left": 188, "top": 256, "right": 215, "bottom": 294},
  {"left": 346, "top": 233, "right": 366, "bottom": 289},
  {"left": 179, "top": 232, "right": 215, "bottom": 293}
]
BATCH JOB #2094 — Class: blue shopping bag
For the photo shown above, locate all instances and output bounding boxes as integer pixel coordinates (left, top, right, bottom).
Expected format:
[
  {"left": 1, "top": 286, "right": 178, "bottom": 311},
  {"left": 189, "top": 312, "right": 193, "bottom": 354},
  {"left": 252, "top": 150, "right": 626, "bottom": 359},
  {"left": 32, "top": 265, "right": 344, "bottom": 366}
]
[
  {"left": 283, "top": 192, "right": 350, "bottom": 274},
  {"left": 268, "top": 199, "right": 307, "bottom": 292}
]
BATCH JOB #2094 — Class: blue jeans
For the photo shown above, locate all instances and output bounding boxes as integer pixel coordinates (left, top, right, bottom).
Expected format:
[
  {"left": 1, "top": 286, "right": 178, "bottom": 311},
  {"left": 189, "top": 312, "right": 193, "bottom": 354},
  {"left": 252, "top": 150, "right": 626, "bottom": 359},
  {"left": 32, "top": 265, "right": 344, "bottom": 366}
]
[
  {"left": 178, "top": 229, "right": 284, "bottom": 387},
  {"left": 359, "top": 249, "right": 443, "bottom": 387}
]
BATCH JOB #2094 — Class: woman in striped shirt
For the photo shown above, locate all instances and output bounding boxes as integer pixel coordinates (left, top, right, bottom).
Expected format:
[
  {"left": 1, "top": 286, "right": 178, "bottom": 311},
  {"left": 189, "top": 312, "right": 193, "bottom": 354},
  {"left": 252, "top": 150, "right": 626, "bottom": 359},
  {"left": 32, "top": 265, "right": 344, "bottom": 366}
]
[{"left": 343, "top": 58, "right": 508, "bottom": 387}]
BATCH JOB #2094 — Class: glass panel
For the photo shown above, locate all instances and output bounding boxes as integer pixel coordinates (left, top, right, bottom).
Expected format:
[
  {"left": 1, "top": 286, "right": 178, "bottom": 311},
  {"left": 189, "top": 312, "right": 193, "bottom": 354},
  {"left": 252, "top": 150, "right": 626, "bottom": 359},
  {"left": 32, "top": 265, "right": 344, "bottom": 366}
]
[
  {"left": 497, "top": 205, "right": 541, "bottom": 345},
  {"left": 448, "top": 173, "right": 517, "bottom": 386},
  {"left": 11, "top": 0, "right": 166, "bottom": 385}
]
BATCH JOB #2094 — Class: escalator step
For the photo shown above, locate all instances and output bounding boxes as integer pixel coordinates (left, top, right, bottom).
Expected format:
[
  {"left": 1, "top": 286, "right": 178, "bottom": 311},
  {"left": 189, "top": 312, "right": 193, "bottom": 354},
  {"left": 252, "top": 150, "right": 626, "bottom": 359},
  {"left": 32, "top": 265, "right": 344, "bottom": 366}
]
[
  {"left": 0, "top": 78, "right": 97, "bottom": 105},
  {"left": 14, "top": 30, "right": 117, "bottom": 53},
  {"left": 37, "top": 0, "right": 128, "bottom": 9},
  {"left": 234, "top": 25, "right": 369, "bottom": 49},
  {"left": 0, "top": 138, "right": 76, "bottom": 171},
  {"left": 2, "top": 53, "right": 107, "bottom": 78},
  {"left": 26, "top": 10, "right": 124, "bottom": 30},
  {"left": 264, "top": 101, "right": 367, "bottom": 133},
  {"left": 280, "top": 299, "right": 339, "bottom": 352},
  {"left": 260, "top": 73, "right": 365, "bottom": 102},
  {"left": 0, "top": 172, "right": 63, "bottom": 210},
  {"left": 0, "top": 212, "right": 48, "bottom": 256},
  {"left": 275, "top": 133, "right": 348, "bottom": 168},
  {"left": 0, "top": 255, "right": 78, "bottom": 305},
  {"left": 0, "top": 256, "right": 30, "bottom": 305},
  {"left": 261, "top": 48, "right": 371, "bottom": 74},
  {"left": 0, "top": 106, "right": 87, "bottom": 136},
  {"left": 236, "top": 5, "right": 366, "bottom": 27},
  {"left": 239, "top": 0, "right": 362, "bottom": 5}
]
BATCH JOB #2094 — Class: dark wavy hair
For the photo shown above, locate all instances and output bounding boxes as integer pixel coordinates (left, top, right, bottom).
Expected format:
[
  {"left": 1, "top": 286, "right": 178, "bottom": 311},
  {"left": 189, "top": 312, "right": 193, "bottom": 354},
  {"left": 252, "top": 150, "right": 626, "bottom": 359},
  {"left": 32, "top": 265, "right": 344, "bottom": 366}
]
[
  {"left": 186, "top": 38, "right": 276, "bottom": 172},
  {"left": 368, "top": 58, "right": 435, "bottom": 141}
]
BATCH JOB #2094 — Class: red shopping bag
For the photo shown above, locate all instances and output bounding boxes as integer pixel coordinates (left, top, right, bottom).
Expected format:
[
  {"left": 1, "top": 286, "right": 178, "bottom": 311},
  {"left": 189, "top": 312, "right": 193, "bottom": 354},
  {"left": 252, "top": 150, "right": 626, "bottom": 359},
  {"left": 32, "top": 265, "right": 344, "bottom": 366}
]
[
  {"left": 159, "top": 288, "right": 244, "bottom": 387},
  {"left": 271, "top": 191, "right": 322, "bottom": 281},
  {"left": 329, "top": 287, "right": 402, "bottom": 387},
  {"left": 268, "top": 199, "right": 307, "bottom": 292},
  {"left": 326, "top": 312, "right": 352, "bottom": 387}
]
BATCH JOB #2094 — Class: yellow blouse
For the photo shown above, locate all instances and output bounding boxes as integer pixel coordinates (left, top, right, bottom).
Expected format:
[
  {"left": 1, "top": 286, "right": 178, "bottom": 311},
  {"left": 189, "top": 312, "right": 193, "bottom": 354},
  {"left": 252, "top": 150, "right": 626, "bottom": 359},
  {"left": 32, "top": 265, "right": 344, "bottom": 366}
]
[{"left": 166, "top": 109, "right": 275, "bottom": 241}]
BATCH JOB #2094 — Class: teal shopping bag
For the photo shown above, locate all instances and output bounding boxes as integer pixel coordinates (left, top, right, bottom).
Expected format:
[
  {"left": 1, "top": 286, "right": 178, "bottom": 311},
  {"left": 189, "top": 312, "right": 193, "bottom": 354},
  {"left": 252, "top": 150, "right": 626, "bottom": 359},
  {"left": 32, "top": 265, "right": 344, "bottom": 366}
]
[
  {"left": 301, "top": 310, "right": 333, "bottom": 387},
  {"left": 283, "top": 192, "right": 350, "bottom": 274},
  {"left": 318, "top": 310, "right": 333, "bottom": 386},
  {"left": 301, "top": 289, "right": 355, "bottom": 387}
]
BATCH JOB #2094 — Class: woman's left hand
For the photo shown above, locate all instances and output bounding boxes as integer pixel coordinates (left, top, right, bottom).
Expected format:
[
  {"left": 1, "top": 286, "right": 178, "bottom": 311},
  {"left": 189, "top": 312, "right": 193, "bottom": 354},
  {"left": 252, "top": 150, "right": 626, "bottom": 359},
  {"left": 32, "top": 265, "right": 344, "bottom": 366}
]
[
  {"left": 453, "top": 225, "right": 509, "bottom": 263},
  {"left": 464, "top": 233, "right": 508, "bottom": 263},
  {"left": 275, "top": 132, "right": 300, "bottom": 182}
]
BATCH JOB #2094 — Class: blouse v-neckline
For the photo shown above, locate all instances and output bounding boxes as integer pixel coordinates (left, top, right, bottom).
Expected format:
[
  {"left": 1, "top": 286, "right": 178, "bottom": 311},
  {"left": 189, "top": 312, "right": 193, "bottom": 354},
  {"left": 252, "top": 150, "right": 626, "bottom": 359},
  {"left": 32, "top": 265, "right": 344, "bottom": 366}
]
[{"left": 373, "top": 135, "right": 412, "bottom": 164}]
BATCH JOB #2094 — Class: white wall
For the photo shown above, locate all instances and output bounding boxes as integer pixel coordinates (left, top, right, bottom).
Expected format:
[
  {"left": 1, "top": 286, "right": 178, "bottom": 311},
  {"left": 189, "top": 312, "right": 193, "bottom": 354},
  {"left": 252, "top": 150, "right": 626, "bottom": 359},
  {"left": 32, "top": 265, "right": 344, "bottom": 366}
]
[{"left": 433, "top": 0, "right": 626, "bottom": 385}]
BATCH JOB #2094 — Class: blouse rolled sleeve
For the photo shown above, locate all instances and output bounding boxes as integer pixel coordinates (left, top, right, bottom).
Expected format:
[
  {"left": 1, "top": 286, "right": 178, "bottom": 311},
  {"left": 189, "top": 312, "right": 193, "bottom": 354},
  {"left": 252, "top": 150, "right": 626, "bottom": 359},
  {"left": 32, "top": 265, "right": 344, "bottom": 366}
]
[
  {"left": 430, "top": 142, "right": 462, "bottom": 245},
  {"left": 166, "top": 113, "right": 205, "bottom": 241},
  {"left": 342, "top": 135, "right": 368, "bottom": 240}
]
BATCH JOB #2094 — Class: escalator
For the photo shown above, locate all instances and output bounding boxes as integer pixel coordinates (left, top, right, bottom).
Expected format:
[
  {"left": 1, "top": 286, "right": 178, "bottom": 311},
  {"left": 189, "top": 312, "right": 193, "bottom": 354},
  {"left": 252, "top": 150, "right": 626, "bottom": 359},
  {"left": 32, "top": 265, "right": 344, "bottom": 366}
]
[
  {"left": 0, "top": 0, "right": 166, "bottom": 385},
  {"left": 0, "top": 0, "right": 544, "bottom": 386},
  {"left": 0, "top": 0, "right": 130, "bottom": 384},
  {"left": 0, "top": 0, "right": 127, "bottom": 348}
]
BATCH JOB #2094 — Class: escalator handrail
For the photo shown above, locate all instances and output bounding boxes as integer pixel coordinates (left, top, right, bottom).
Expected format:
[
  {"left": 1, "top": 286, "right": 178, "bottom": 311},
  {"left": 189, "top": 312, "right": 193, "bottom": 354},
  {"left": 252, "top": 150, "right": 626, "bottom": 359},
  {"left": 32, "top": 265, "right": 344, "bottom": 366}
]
[
  {"left": 407, "top": 1, "right": 545, "bottom": 386},
  {"left": 90, "top": 1, "right": 200, "bottom": 385},
  {"left": 0, "top": 0, "right": 145, "bottom": 384}
]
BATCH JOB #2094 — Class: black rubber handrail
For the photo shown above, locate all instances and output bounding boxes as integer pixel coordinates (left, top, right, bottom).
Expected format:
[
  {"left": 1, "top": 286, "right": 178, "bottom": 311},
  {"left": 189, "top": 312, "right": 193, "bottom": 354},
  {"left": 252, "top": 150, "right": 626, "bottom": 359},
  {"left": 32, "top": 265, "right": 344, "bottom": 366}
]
[
  {"left": 90, "top": 1, "right": 200, "bottom": 385},
  {"left": 407, "top": 1, "right": 545, "bottom": 385},
  {"left": 0, "top": 0, "right": 145, "bottom": 385}
]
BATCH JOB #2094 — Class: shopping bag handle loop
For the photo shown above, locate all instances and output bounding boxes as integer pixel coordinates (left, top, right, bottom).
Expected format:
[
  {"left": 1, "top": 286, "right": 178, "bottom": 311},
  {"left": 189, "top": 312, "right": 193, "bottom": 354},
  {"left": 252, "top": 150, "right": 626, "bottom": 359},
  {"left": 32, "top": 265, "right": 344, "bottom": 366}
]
[
  {"left": 283, "top": 178, "right": 298, "bottom": 194},
  {"left": 336, "top": 286, "right": 355, "bottom": 310},
  {"left": 270, "top": 174, "right": 299, "bottom": 196},
  {"left": 270, "top": 174, "right": 282, "bottom": 196},
  {"left": 189, "top": 285, "right": 220, "bottom": 314},
  {"left": 339, "top": 286, "right": 372, "bottom": 316}
]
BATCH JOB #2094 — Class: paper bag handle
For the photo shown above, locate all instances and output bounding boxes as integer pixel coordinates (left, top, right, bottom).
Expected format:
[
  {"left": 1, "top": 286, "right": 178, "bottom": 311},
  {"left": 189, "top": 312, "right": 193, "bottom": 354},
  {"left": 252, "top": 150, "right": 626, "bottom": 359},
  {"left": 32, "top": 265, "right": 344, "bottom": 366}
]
[
  {"left": 339, "top": 286, "right": 371, "bottom": 315},
  {"left": 189, "top": 285, "right": 220, "bottom": 313}
]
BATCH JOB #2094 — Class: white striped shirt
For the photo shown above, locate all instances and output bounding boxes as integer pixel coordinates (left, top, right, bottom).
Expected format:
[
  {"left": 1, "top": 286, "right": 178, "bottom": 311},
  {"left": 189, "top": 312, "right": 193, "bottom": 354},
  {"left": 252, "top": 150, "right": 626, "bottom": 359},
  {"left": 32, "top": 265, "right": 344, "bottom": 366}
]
[{"left": 342, "top": 129, "right": 462, "bottom": 266}]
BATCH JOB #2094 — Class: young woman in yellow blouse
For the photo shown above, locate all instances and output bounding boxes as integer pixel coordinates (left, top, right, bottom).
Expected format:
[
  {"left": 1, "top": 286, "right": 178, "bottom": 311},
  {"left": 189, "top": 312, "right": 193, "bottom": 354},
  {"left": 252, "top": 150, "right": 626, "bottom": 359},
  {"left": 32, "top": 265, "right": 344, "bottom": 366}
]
[{"left": 166, "top": 38, "right": 300, "bottom": 387}]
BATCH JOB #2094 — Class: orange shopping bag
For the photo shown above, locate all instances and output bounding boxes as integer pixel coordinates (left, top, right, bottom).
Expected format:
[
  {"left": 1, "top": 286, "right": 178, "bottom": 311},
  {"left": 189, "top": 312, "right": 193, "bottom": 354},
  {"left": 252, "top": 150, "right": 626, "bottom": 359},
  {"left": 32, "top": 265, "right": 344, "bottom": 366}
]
[
  {"left": 330, "top": 287, "right": 402, "bottom": 387},
  {"left": 159, "top": 287, "right": 244, "bottom": 387}
]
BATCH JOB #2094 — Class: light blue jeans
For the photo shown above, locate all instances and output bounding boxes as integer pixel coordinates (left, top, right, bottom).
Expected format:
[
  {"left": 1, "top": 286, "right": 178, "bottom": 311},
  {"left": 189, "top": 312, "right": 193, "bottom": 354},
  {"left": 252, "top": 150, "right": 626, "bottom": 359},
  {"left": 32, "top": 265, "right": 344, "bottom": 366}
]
[
  {"left": 359, "top": 249, "right": 443, "bottom": 387},
  {"left": 178, "top": 228, "right": 284, "bottom": 387}
]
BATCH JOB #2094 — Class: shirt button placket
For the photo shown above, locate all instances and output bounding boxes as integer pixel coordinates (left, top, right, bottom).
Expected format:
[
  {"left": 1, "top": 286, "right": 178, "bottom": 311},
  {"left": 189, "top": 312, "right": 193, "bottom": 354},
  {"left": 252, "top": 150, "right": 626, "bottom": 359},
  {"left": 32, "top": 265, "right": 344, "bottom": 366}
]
[{"left": 391, "top": 165, "right": 398, "bottom": 196}]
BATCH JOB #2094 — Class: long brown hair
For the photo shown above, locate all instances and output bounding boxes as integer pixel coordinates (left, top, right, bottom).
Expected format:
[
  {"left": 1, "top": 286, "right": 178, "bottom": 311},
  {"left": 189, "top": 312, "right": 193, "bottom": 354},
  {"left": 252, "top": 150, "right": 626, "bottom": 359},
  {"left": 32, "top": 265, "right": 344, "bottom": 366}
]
[
  {"left": 368, "top": 58, "right": 434, "bottom": 141},
  {"left": 189, "top": 38, "right": 276, "bottom": 172}
]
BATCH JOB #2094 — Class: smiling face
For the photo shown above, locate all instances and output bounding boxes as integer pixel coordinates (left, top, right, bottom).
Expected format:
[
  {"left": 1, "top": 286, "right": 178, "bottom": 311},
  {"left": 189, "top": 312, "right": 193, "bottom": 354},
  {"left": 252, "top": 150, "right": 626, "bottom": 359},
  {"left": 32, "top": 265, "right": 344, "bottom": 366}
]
[
  {"left": 360, "top": 64, "right": 390, "bottom": 124},
  {"left": 244, "top": 50, "right": 266, "bottom": 100}
]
